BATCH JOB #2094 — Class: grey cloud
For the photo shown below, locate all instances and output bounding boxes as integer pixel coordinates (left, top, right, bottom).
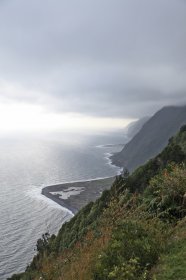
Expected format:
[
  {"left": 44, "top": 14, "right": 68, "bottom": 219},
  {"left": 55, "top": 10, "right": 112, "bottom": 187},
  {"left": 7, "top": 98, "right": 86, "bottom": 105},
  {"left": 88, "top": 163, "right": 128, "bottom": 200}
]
[{"left": 0, "top": 0, "right": 186, "bottom": 118}]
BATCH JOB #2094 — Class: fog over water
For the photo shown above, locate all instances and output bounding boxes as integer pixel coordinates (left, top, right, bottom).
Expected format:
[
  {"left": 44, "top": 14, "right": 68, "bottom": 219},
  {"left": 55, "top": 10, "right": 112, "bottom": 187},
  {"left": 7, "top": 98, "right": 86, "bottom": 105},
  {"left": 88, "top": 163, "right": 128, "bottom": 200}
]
[{"left": 0, "top": 131, "right": 125, "bottom": 279}]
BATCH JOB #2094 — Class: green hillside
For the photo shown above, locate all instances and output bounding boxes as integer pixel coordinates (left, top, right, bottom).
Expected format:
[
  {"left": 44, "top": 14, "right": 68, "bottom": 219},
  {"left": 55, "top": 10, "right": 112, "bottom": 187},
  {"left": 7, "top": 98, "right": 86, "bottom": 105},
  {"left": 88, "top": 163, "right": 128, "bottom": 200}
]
[{"left": 9, "top": 126, "right": 186, "bottom": 280}]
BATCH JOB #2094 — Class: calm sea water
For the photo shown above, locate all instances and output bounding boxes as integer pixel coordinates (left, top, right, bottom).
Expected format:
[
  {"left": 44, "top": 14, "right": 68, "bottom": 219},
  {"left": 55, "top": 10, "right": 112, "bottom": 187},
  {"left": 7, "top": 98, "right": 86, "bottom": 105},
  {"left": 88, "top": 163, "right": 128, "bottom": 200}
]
[{"left": 0, "top": 131, "right": 125, "bottom": 279}]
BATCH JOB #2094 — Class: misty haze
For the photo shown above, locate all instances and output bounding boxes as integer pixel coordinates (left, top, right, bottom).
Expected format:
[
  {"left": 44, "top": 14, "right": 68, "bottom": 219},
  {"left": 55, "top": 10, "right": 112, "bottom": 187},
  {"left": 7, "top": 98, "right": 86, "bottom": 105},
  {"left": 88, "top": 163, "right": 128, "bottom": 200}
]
[{"left": 0, "top": 1, "right": 186, "bottom": 280}]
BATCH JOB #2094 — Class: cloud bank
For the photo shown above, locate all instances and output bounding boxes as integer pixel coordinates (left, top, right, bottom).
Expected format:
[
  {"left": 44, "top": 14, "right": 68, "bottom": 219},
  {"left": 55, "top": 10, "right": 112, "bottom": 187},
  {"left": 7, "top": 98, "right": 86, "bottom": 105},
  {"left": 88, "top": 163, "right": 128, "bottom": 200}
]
[{"left": 0, "top": 0, "right": 185, "bottom": 119}]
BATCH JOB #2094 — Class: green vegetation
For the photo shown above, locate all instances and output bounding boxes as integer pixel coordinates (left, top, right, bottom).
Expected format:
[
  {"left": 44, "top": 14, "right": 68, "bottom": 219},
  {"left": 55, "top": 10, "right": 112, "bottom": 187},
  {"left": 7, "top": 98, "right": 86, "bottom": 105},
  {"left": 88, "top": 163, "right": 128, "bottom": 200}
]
[
  {"left": 9, "top": 126, "right": 186, "bottom": 280},
  {"left": 93, "top": 220, "right": 163, "bottom": 280},
  {"left": 151, "top": 218, "right": 186, "bottom": 280}
]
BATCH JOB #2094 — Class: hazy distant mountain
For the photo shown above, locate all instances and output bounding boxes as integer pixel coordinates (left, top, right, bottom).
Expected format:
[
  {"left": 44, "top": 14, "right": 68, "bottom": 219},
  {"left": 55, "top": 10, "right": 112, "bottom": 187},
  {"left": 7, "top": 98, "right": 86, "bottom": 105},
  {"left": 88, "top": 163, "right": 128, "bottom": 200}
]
[
  {"left": 111, "top": 105, "right": 186, "bottom": 172},
  {"left": 125, "top": 116, "right": 150, "bottom": 139}
]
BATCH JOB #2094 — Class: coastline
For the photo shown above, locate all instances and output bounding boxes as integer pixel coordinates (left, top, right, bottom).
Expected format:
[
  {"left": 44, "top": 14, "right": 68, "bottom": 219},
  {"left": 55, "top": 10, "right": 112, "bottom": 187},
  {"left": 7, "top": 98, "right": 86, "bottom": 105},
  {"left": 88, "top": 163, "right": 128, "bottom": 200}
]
[
  {"left": 41, "top": 150, "right": 123, "bottom": 215},
  {"left": 42, "top": 177, "right": 115, "bottom": 214},
  {"left": 105, "top": 152, "right": 123, "bottom": 174}
]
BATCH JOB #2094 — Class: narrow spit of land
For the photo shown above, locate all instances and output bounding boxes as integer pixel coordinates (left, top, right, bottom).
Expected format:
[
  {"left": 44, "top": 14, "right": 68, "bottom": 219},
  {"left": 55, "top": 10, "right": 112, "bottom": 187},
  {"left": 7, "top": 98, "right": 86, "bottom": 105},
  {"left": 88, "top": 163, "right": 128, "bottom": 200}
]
[{"left": 42, "top": 177, "right": 115, "bottom": 214}]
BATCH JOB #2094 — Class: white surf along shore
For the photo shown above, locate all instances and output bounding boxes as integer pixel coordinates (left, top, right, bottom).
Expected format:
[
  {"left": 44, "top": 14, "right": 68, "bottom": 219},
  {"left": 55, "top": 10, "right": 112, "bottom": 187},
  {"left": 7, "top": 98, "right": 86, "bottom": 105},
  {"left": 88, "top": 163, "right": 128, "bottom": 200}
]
[{"left": 41, "top": 145, "right": 123, "bottom": 215}]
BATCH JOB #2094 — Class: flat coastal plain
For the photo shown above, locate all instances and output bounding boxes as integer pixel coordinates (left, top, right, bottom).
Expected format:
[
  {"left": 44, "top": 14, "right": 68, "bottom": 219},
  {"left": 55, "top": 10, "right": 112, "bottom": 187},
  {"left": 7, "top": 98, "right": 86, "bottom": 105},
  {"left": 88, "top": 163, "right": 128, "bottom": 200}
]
[{"left": 42, "top": 177, "right": 115, "bottom": 214}]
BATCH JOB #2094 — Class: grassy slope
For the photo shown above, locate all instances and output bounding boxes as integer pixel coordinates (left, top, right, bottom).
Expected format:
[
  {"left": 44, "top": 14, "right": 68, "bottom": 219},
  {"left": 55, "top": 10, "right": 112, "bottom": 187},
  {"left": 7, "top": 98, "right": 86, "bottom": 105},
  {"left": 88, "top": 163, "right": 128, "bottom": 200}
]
[
  {"left": 151, "top": 218, "right": 186, "bottom": 280},
  {"left": 9, "top": 126, "right": 186, "bottom": 280}
]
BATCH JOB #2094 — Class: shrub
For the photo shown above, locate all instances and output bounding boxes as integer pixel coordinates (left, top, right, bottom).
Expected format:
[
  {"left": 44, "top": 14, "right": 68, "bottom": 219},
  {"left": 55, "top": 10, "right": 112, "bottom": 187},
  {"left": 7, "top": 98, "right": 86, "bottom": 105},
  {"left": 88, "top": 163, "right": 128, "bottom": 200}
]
[
  {"left": 145, "top": 163, "right": 186, "bottom": 220},
  {"left": 93, "top": 221, "right": 161, "bottom": 280}
]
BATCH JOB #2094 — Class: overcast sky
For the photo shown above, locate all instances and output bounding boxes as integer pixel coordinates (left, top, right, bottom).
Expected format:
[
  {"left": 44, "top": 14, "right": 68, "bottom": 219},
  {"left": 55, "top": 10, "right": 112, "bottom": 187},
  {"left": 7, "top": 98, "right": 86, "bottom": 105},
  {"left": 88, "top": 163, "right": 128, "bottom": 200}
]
[{"left": 0, "top": 0, "right": 186, "bottom": 132}]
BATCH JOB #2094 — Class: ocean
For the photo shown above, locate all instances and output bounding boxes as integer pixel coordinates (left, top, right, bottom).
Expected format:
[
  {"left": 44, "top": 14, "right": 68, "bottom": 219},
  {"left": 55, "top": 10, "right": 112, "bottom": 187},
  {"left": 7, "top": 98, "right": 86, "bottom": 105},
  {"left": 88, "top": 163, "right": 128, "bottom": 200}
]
[{"left": 0, "top": 131, "right": 126, "bottom": 279}]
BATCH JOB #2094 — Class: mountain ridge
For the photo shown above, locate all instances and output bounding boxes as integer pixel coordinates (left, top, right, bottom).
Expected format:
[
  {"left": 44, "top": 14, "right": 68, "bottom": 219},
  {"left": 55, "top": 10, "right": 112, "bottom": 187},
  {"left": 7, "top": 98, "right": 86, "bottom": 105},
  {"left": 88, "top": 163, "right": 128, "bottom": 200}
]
[
  {"left": 111, "top": 105, "right": 186, "bottom": 171},
  {"left": 125, "top": 116, "right": 150, "bottom": 139}
]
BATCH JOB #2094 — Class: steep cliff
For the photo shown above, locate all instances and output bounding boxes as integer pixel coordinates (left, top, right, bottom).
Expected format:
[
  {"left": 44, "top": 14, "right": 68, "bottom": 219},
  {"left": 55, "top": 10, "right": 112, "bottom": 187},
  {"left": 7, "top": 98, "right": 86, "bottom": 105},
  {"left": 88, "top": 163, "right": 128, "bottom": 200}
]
[{"left": 111, "top": 105, "right": 186, "bottom": 171}]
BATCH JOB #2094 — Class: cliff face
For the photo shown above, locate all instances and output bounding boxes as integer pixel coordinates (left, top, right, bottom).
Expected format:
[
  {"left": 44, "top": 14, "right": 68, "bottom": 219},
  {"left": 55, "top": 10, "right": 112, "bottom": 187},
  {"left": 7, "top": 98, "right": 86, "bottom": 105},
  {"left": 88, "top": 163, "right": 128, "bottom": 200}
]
[
  {"left": 125, "top": 116, "right": 150, "bottom": 139},
  {"left": 112, "top": 105, "right": 186, "bottom": 172}
]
